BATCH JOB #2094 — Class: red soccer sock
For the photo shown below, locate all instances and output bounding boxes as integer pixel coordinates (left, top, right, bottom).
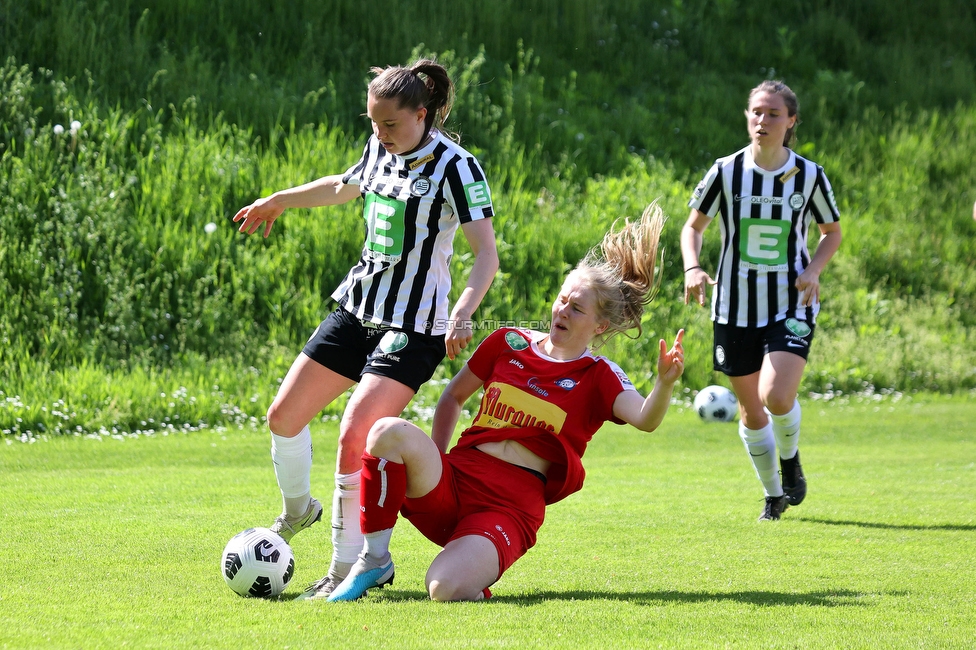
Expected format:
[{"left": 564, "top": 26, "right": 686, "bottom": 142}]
[{"left": 360, "top": 453, "right": 407, "bottom": 534}]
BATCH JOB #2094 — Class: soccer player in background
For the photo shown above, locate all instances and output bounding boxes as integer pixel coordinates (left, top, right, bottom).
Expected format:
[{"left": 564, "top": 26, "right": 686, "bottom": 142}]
[
  {"left": 681, "top": 80, "right": 842, "bottom": 521},
  {"left": 233, "top": 58, "right": 499, "bottom": 597},
  {"left": 309, "top": 202, "right": 685, "bottom": 602}
]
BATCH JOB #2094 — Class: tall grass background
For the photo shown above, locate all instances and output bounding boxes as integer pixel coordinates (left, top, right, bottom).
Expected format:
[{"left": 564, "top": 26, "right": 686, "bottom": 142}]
[{"left": 2, "top": 0, "right": 975, "bottom": 437}]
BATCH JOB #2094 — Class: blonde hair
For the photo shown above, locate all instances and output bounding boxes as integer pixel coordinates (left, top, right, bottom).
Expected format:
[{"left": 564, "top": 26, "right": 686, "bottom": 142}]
[{"left": 571, "top": 201, "right": 666, "bottom": 348}]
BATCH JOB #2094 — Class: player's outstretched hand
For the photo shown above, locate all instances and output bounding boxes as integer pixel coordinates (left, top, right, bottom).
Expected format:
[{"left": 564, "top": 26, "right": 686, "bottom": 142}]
[
  {"left": 233, "top": 196, "right": 283, "bottom": 239},
  {"left": 657, "top": 329, "right": 685, "bottom": 384}
]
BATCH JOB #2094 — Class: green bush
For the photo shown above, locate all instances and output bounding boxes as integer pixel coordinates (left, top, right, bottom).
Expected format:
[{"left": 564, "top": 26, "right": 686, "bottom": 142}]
[{"left": 2, "top": 1, "right": 976, "bottom": 436}]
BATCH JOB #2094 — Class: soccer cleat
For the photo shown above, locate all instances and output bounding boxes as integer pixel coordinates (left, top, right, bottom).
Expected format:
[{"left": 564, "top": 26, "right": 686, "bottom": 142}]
[
  {"left": 780, "top": 452, "right": 807, "bottom": 506},
  {"left": 270, "top": 497, "right": 323, "bottom": 543},
  {"left": 326, "top": 554, "right": 395, "bottom": 602},
  {"left": 759, "top": 495, "right": 788, "bottom": 521},
  {"left": 296, "top": 575, "right": 342, "bottom": 601}
]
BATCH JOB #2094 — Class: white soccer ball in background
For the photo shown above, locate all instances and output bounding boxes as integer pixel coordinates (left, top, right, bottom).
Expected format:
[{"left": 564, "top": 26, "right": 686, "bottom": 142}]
[
  {"left": 693, "top": 385, "right": 738, "bottom": 423},
  {"left": 221, "top": 527, "right": 295, "bottom": 598}
]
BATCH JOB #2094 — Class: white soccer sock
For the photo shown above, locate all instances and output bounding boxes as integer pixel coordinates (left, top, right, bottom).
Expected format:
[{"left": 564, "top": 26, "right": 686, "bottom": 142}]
[
  {"left": 363, "top": 529, "right": 394, "bottom": 563},
  {"left": 739, "top": 421, "right": 782, "bottom": 497},
  {"left": 329, "top": 470, "right": 363, "bottom": 580},
  {"left": 270, "top": 426, "right": 313, "bottom": 518},
  {"left": 769, "top": 399, "right": 801, "bottom": 461}
]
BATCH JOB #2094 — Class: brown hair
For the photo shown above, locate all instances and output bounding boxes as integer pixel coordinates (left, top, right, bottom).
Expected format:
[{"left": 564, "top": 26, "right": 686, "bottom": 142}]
[
  {"left": 748, "top": 80, "right": 800, "bottom": 148},
  {"left": 571, "top": 201, "right": 666, "bottom": 348},
  {"left": 368, "top": 58, "right": 457, "bottom": 142}
]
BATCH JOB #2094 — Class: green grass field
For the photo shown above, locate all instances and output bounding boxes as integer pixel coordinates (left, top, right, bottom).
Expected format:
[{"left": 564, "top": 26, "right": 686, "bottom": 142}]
[{"left": 2, "top": 397, "right": 973, "bottom": 649}]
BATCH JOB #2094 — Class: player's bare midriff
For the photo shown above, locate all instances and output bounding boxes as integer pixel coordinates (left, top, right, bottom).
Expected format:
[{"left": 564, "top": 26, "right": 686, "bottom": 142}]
[{"left": 474, "top": 440, "right": 551, "bottom": 477}]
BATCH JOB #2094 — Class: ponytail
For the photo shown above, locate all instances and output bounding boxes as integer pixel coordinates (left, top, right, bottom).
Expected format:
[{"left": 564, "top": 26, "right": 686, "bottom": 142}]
[
  {"left": 368, "top": 58, "right": 458, "bottom": 142},
  {"left": 572, "top": 201, "right": 666, "bottom": 347}
]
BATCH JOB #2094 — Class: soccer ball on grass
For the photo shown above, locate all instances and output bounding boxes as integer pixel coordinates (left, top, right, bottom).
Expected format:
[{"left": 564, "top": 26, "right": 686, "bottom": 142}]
[
  {"left": 221, "top": 527, "right": 295, "bottom": 598},
  {"left": 693, "top": 385, "right": 738, "bottom": 423}
]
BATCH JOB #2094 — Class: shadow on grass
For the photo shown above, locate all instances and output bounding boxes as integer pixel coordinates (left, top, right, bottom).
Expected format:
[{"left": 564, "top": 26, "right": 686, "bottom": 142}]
[
  {"left": 493, "top": 589, "right": 890, "bottom": 607},
  {"left": 797, "top": 516, "right": 976, "bottom": 532},
  {"left": 302, "top": 588, "right": 897, "bottom": 607}
]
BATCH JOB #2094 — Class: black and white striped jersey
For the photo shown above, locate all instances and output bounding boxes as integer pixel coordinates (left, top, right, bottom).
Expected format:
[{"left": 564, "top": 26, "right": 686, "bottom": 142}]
[
  {"left": 333, "top": 130, "right": 494, "bottom": 335},
  {"left": 689, "top": 146, "right": 840, "bottom": 327}
]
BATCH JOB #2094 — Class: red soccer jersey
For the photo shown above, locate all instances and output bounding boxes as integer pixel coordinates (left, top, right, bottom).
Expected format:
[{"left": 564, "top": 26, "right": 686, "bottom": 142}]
[{"left": 454, "top": 328, "right": 636, "bottom": 503}]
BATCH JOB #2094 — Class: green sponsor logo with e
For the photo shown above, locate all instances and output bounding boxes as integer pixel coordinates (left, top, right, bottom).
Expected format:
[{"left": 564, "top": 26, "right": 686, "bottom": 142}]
[
  {"left": 364, "top": 194, "right": 406, "bottom": 257},
  {"left": 739, "top": 218, "right": 789, "bottom": 269},
  {"left": 464, "top": 181, "right": 491, "bottom": 207}
]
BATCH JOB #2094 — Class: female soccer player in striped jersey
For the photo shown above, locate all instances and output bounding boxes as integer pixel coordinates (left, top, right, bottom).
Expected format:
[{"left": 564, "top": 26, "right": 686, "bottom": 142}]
[
  {"left": 233, "top": 59, "right": 499, "bottom": 595},
  {"left": 308, "top": 202, "right": 685, "bottom": 602},
  {"left": 681, "top": 80, "right": 842, "bottom": 522}
]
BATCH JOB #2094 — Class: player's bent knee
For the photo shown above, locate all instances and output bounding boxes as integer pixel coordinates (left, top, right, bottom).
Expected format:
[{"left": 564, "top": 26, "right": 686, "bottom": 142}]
[
  {"left": 371, "top": 416, "right": 407, "bottom": 435},
  {"left": 365, "top": 417, "right": 412, "bottom": 452},
  {"left": 265, "top": 403, "right": 301, "bottom": 437},
  {"left": 427, "top": 578, "right": 480, "bottom": 602},
  {"left": 764, "top": 394, "right": 797, "bottom": 416}
]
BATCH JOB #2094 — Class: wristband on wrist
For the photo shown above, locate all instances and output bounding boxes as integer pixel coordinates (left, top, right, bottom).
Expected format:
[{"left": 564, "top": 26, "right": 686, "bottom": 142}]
[{"left": 684, "top": 265, "right": 702, "bottom": 273}]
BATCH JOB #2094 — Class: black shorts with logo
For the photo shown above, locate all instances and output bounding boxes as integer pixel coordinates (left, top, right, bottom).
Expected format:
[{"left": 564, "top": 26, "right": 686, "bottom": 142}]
[
  {"left": 302, "top": 307, "right": 446, "bottom": 392},
  {"left": 712, "top": 318, "right": 816, "bottom": 377}
]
